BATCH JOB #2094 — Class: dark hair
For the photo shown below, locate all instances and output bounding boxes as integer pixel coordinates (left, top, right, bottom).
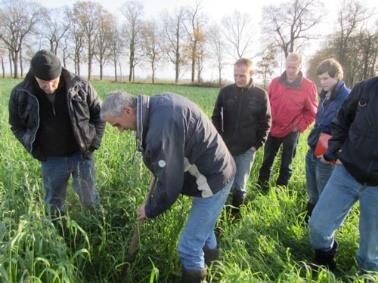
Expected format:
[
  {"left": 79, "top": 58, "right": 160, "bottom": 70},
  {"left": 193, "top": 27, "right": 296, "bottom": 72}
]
[{"left": 316, "top": 58, "right": 343, "bottom": 80}]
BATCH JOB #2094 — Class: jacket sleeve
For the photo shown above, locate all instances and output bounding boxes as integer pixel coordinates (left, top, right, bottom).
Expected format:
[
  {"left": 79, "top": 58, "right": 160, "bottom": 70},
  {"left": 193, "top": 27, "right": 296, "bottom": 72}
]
[
  {"left": 8, "top": 89, "right": 30, "bottom": 151},
  {"left": 211, "top": 90, "right": 224, "bottom": 133},
  {"left": 297, "top": 82, "right": 318, "bottom": 132},
  {"left": 255, "top": 91, "right": 272, "bottom": 148},
  {"left": 144, "top": 119, "right": 185, "bottom": 218},
  {"left": 324, "top": 83, "right": 361, "bottom": 161},
  {"left": 85, "top": 82, "right": 105, "bottom": 150}
]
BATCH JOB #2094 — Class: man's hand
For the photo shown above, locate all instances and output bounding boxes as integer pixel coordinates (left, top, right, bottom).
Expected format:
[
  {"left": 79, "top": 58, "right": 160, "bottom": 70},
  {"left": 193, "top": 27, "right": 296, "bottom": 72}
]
[
  {"left": 319, "top": 155, "right": 331, "bottom": 164},
  {"left": 137, "top": 202, "right": 146, "bottom": 220},
  {"left": 319, "top": 155, "right": 340, "bottom": 165}
]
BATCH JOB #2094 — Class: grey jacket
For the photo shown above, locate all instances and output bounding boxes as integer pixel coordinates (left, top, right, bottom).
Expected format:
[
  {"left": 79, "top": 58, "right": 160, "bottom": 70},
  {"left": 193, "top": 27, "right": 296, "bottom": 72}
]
[
  {"left": 8, "top": 68, "right": 105, "bottom": 160},
  {"left": 136, "top": 93, "right": 236, "bottom": 218}
]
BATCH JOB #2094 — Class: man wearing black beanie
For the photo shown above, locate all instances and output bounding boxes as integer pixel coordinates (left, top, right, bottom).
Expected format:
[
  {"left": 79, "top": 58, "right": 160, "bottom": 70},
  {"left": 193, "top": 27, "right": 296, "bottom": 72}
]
[{"left": 8, "top": 50, "right": 105, "bottom": 219}]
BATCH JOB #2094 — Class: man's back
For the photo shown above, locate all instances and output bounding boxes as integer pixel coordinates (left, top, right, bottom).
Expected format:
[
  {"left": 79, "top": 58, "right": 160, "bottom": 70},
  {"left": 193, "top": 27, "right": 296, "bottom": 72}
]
[{"left": 140, "top": 93, "right": 236, "bottom": 217}]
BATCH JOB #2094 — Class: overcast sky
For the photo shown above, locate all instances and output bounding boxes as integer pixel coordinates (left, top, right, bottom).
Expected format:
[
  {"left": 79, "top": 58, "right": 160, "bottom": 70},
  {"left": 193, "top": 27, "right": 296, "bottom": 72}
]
[{"left": 28, "top": 0, "right": 378, "bottom": 81}]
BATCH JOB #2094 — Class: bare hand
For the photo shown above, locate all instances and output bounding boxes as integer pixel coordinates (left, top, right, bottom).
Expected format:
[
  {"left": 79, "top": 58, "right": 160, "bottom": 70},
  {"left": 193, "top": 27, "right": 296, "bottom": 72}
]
[
  {"left": 137, "top": 203, "right": 146, "bottom": 220},
  {"left": 319, "top": 155, "right": 332, "bottom": 164}
]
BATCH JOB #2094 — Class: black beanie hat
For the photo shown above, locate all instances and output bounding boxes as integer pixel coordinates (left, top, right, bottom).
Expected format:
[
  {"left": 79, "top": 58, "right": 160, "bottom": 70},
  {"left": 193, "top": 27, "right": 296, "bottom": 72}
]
[{"left": 31, "top": 50, "right": 62, "bottom": 81}]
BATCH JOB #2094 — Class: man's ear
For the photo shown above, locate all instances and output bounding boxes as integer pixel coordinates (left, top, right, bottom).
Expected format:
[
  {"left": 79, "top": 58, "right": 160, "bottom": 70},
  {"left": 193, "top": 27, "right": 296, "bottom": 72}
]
[
  {"left": 122, "top": 105, "right": 132, "bottom": 115},
  {"left": 122, "top": 105, "right": 137, "bottom": 117}
]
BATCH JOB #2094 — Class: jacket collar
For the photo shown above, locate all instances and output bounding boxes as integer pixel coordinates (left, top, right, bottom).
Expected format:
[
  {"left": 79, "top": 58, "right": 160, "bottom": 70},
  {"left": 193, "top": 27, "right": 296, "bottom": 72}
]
[
  {"left": 280, "top": 71, "right": 303, "bottom": 88},
  {"left": 136, "top": 95, "right": 150, "bottom": 152},
  {"left": 23, "top": 68, "right": 78, "bottom": 97},
  {"left": 234, "top": 78, "right": 254, "bottom": 90},
  {"left": 319, "top": 80, "right": 345, "bottom": 101}
]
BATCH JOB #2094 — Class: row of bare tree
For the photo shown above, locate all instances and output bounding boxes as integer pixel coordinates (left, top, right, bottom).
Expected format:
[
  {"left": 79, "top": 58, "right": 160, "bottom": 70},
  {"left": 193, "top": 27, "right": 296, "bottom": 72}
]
[
  {"left": 307, "top": 0, "right": 378, "bottom": 87},
  {"left": 0, "top": 0, "right": 377, "bottom": 86}
]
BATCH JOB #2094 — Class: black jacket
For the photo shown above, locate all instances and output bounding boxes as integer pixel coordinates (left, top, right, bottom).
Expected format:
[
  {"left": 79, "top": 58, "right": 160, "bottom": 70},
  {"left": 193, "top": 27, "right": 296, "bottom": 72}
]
[
  {"left": 136, "top": 93, "right": 236, "bottom": 218},
  {"left": 8, "top": 68, "right": 105, "bottom": 160},
  {"left": 211, "top": 80, "right": 271, "bottom": 155},
  {"left": 324, "top": 76, "right": 378, "bottom": 185}
]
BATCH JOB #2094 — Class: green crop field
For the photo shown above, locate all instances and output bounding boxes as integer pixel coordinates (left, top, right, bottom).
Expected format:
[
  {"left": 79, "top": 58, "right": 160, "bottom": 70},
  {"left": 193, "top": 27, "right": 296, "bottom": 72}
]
[{"left": 0, "top": 78, "right": 376, "bottom": 282}]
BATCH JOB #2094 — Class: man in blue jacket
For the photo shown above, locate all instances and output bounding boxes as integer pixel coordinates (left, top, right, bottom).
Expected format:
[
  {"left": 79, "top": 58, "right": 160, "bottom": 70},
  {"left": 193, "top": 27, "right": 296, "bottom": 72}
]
[
  {"left": 101, "top": 91, "right": 235, "bottom": 282},
  {"left": 309, "top": 76, "right": 378, "bottom": 272},
  {"left": 305, "top": 58, "right": 350, "bottom": 219}
]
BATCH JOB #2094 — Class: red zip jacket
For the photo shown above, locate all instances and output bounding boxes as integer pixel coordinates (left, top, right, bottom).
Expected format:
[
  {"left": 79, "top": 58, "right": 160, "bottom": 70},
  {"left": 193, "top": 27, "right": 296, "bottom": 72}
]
[{"left": 268, "top": 73, "right": 318, "bottom": 137}]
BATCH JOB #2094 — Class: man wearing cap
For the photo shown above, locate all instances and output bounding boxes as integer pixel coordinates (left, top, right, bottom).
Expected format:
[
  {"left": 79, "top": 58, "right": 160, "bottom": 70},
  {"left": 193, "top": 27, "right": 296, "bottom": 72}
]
[{"left": 8, "top": 50, "right": 105, "bottom": 218}]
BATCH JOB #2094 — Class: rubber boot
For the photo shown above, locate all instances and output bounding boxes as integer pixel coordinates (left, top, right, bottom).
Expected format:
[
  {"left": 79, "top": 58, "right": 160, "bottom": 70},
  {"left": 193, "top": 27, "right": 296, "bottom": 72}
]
[
  {"left": 231, "top": 190, "right": 245, "bottom": 219},
  {"left": 305, "top": 202, "right": 316, "bottom": 223},
  {"left": 257, "top": 178, "right": 269, "bottom": 194},
  {"left": 204, "top": 246, "right": 220, "bottom": 266},
  {"left": 232, "top": 190, "right": 245, "bottom": 208},
  {"left": 180, "top": 267, "right": 207, "bottom": 283},
  {"left": 314, "top": 241, "right": 338, "bottom": 270}
]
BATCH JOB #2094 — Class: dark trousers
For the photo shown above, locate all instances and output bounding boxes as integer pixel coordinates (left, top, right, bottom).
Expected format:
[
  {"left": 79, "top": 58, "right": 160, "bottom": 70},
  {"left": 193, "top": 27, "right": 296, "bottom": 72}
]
[{"left": 258, "top": 131, "right": 299, "bottom": 188}]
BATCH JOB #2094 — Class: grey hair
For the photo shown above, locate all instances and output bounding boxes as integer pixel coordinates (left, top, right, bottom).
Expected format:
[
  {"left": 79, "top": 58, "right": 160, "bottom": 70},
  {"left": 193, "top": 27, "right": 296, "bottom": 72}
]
[{"left": 101, "top": 91, "right": 137, "bottom": 119}]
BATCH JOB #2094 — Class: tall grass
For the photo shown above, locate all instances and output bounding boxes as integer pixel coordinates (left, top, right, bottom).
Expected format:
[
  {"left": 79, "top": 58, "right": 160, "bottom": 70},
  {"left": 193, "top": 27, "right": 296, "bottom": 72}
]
[{"left": 0, "top": 78, "right": 376, "bottom": 282}]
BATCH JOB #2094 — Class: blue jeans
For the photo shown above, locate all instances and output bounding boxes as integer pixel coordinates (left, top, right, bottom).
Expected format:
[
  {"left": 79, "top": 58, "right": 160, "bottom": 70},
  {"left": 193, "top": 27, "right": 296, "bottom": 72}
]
[
  {"left": 232, "top": 148, "right": 256, "bottom": 194},
  {"left": 305, "top": 149, "right": 334, "bottom": 205},
  {"left": 309, "top": 164, "right": 378, "bottom": 271},
  {"left": 41, "top": 152, "right": 99, "bottom": 214},
  {"left": 178, "top": 179, "right": 233, "bottom": 271},
  {"left": 258, "top": 131, "right": 299, "bottom": 187}
]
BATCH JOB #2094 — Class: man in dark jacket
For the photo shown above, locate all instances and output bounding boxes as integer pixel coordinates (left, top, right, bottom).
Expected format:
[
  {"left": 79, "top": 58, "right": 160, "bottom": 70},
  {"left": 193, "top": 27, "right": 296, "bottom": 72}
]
[
  {"left": 101, "top": 91, "right": 235, "bottom": 283},
  {"left": 212, "top": 58, "right": 271, "bottom": 209},
  {"left": 309, "top": 76, "right": 378, "bottom": 272},
  {"left": 8, "top": 50, "right": 105, "bottom": 217}
]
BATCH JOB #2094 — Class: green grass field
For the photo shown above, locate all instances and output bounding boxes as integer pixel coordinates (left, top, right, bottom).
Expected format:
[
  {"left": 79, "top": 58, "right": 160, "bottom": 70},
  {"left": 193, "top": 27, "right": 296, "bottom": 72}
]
[{"left": 0, "top": 78, "right": 376, "bottom": 282}]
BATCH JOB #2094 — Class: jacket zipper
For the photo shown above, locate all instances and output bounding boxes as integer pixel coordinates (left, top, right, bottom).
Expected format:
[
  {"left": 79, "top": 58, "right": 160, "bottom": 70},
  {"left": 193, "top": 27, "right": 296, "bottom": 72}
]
[{"left": 233, "top": 88, "right": 244, "bottom": 137}]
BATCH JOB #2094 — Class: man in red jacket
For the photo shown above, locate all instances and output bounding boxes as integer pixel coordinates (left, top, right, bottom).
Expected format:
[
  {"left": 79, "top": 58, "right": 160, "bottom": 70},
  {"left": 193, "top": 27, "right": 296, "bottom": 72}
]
[{"left": 257, "top": 53, "right": 318, "bottom": 192}]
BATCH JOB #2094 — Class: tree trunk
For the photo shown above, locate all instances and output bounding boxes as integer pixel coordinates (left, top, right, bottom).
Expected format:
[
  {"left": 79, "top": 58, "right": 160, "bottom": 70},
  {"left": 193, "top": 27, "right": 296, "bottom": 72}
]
[
  {"left": 19, "top": 47, "right": 24, "bottom": 77},
  {"left": 8, "top": 51, "right": 13, "bottom": 77},
  {"left": 175, "top": 62, "right": 179, "bottom": 83},
  {"left": 13, "top": 51, "right": 18, "bottom": 79},
  {"left": 62, "top": 49, "right": 67, "bottom": 68},
  {"left": 151, "top": 61, "right": 155, "bottom": 84},
  {"left": 114, "top": 58, "right": 118, "bottom": 82},
  {"left": 118, "top": 61, "right": 122, "bottom": 81},
  {"left": 100, "top": 62, "right": 103, "bottom": 80},
  {"left": 77, "top": 56, "right": 81, "bottom": 77},
  {"left": 1, "top": 57, "right": 5, "bottom": 78},
  {"left": 88, "top": 47, "right": 92, "bottom": 81},
  {"left": 129, "top": 51, "right": 134, "bottom": 82},
  {"left": 191, "top": 49, "right": 196, "bottom": 83}
]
